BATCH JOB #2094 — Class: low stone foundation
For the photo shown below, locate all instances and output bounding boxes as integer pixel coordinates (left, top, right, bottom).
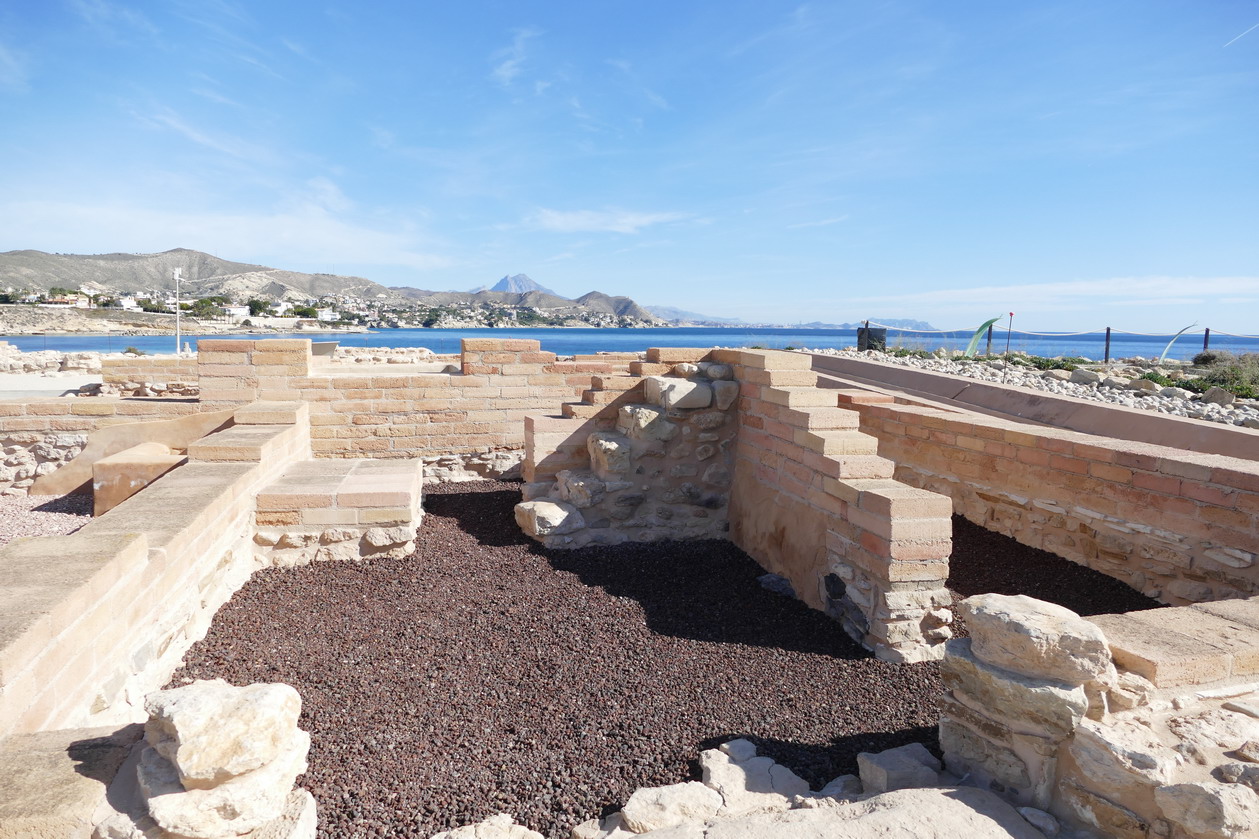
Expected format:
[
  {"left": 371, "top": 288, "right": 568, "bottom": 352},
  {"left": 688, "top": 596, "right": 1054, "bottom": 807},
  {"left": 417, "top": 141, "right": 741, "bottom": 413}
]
[{"left": 515, "top": 352, "right": 738, "bottom": 548}]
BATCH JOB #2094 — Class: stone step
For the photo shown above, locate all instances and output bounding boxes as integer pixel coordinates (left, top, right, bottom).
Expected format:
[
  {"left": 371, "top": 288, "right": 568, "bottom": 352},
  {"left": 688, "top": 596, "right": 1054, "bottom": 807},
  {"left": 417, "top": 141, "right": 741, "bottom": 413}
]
[
  {"left": 187, "top": 424, "right": 304, "bottom": 463},
  {"left": 256, "top": 458, "right": 423, "bottom": 525},
  {"left": 761, "top": 387, "right": 840, "bottom": 409},
  {"left": 233, "top": 401, "right": 309, "bottom": 425},
  {"left": 1087, "top": 613, "right": 1233, "bottom": 688},
  {"left": 581, "top": 388, "right": 642, "bottom": 406},
  {"left": 835, "top": 389, "right": 896, "bottom": 405},
  {"left": 629, "top": 362, "right": 671, "bottom": 377},
  {"left": 590, "top": 375, "right": 643, "bottom": 393},
  {"left": 794, "top": 429, "right": 880, "bottom": 456},
  {"left": 778, "top": 407, "right": 862, "bottom": 431}
]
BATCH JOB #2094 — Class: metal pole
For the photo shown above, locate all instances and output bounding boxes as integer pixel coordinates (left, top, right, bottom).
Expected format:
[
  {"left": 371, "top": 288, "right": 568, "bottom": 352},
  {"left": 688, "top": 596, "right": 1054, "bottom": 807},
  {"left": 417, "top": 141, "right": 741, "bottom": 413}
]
[
  {"left": 1004, "top": 312, "right": 1014, "bottom": 355},
  {"left": 1203, "top": 328, "right": 1211, "bottom": 352},
  {"left": 985, "top": 325, "right": 993, "bottom": 356},
  {"left": 1104, "top": 327, "right": 1111, "bottom": 363},
  {"left": 174, "top": 268, "right": 182, "bottom": 355}
]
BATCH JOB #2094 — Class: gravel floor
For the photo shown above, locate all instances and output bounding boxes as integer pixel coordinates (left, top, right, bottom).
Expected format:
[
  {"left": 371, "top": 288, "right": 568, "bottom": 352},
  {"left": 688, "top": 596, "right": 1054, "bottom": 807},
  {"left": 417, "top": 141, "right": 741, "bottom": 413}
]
[
  {"left": 173, "top": 482, "right": 1162, "bottom": 838},
  {"left": 0, "top": 492, "right": 91, "bottom": 548}
]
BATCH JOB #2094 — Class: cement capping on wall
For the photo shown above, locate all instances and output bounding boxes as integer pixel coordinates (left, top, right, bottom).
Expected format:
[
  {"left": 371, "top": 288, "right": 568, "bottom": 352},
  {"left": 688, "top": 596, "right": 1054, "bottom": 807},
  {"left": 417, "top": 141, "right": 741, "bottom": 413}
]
[{"left": 810, "top": 353, "right": 1259, "bottom": 461}]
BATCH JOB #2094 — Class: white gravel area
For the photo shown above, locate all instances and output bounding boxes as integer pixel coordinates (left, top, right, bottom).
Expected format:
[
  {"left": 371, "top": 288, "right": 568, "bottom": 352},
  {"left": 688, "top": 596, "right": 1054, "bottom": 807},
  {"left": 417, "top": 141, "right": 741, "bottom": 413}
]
[
  {"left": 0, "top": 493, "right": 91, "bottom": 549},
  {"left": 806, "top": 348, "right": 1259, "bottom": 428}
]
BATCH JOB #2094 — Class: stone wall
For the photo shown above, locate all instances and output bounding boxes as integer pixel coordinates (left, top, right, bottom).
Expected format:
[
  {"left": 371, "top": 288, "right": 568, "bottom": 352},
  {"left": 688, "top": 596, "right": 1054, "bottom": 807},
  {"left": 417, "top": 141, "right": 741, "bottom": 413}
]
[
  {"left": 0, "top": 398, "right": 199, "bottom": 495},
  {"left": 194, "top": 338, "right": 626, "bottom": 476},
  {"left": 941, "top": 593, "right": 1259, "bottom": 839},
  {"left": 101, "top": 355, "right": 199, "bottom": 386},
  {"left": 846, "top": 396, "right": 1259, "bottom": 605},
  {"left": 0, "top": 405, "right": 311, "bottom": 737},
  {"left": 517, "top": 347, "right": 955, "bottom": 663},
  {"left": 715, "top": 349, "right": 955, "bottom": 663},
  {"left": 515, "top": 349, "right": 739, "bottom": 548}
]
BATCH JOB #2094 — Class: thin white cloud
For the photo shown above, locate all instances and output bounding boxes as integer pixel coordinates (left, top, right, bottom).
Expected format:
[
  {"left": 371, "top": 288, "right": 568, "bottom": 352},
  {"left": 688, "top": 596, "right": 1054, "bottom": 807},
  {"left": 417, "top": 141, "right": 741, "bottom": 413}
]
[
  {"left": 69, "top": 0, "right": 159, "bottom": 39},
  {"left": 787, "top": 215, "right": 849, "bottom": 228},
  {"left": 136, "top": 107, "right": 274, "bottom": 163},
  {"left": 0, "top": 42, "right": 28, "bottom": 93},
  {"left": 490, "top": 27, "right": 541, "bottom": 87},
  {"left": 282, "top": 38, "right": 311, "bottom": 59},
  {"left": 544, "top": 252, "right": 575, "bottom": 262},
  {"left": 191, "top": 88, "right": 242, "bottom": 107},
  {"left": 527, "top": 208, "right": 686, "bottom": 234}
]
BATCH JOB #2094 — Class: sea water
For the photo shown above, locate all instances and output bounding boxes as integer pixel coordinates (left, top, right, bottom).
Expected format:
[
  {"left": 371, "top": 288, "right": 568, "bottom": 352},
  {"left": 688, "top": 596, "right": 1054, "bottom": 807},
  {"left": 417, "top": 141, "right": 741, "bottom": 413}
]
[{"left": 4, "top": 326, "right": 1257, "bottom": 361}]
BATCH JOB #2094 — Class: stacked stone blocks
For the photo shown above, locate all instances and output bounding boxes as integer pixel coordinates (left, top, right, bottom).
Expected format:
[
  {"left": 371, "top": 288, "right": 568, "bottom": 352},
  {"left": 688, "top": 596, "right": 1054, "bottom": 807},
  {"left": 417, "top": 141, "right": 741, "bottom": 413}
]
[
  {"left": 843, "top": 393, "right": 1259, "bottom": 604},
  {"left": 516, "top": 348, "right": 738, "bottom": 548},
  {"left": 713, "top": 348, "right": 954, "bottom": 663}
]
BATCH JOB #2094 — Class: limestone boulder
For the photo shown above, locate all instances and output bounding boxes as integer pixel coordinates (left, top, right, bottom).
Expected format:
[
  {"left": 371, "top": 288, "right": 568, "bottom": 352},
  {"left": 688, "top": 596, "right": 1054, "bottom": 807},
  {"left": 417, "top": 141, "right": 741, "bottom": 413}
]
[
  {"left": 711, "top": 381, "right": 739, "bottom": 411},
  {"left": 645, "top": 377, "right": 714, "bottom": 410},
  {"left": 1204, "top": 386, "right": 1236, "bottom": 406},
  {"left": 620, "top": 782, "right": 723, "bottom": 833},
  {"left": 143, "top": 679, "right": 302, "bottom": 789},
  {"left": 698, "top": 739, "right": 809, "bottom": 816},
  {"left": 632, "top": 786, "right": 1048, "bottom": 838},
  {"left": 555, "top": 470, "right": 606, "bottom": 509},
  {"left": 514, "top": 500, "right": 585, "bottom": 536},
  {"left": 942, "top": 639, "right": 1087, "bottom": 740},
  {"left": 429, "top": 813, "right": 544, "bottom": 839},
  {"left": 856, "top": 742, "right": 940, "bottom": 795},
  {"left": 1154, "top": 782, "right": 1259, "bottom": 839},
  {"left": 1068, "top": 717, "right": 1181, "bottom": 793},
  {"left": 138, "top": 729, "right": 310, "bottom": 839},
  {"left": 588, "top": 433, "right": 632, "bottom": 477},
  {"left": 1070, "top": 368, "right": 1101, "bottom": 385},
  {"left": 618, "top": 405, "right": 679, "bottom": 442},
  {"left": 959, "top": 594, "right": 1111, "bottom": 685}
]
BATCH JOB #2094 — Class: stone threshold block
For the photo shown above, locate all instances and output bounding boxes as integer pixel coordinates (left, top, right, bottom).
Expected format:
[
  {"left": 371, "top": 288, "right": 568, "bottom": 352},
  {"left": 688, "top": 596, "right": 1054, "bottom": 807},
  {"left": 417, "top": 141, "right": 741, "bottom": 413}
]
[
  {"left": 92, "top": 442, "right": 187, "bottom": 516},
  {"left": 187, "top": 422, "right": 305, "bottom": 463},
  {"left": 0, "top": 724, "right": 142, "bottom": 839},
  {"left": 254, "top": 458, "right": 424, "bottom": 566}
]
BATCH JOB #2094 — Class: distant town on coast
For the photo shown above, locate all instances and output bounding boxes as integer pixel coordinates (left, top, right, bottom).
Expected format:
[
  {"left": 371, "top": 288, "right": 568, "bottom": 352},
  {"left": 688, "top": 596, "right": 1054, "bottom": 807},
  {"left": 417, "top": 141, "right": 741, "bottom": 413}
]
[{"left": 0, "top": 248, "right": 935, "bottom": 336}]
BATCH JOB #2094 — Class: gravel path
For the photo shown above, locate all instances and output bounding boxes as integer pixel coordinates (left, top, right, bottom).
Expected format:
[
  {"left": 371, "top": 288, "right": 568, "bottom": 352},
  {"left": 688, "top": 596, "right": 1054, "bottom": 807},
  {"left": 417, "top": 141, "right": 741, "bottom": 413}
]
[
  {"left": 173, "top": 481, "right": 1161, "bottom": 838},
  {"left": 807, "top": 347, "right": 1259, "bottom": 427},
  {"left": 0, "top": 492, "right": 91, "bottom": 548}
]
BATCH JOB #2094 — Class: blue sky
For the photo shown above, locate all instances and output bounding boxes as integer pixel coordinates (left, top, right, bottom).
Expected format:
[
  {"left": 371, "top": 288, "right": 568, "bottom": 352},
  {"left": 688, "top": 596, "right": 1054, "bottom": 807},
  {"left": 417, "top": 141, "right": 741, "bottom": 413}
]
[{"left": 1, "top": 1, "right": 1256, "bottom": 330}]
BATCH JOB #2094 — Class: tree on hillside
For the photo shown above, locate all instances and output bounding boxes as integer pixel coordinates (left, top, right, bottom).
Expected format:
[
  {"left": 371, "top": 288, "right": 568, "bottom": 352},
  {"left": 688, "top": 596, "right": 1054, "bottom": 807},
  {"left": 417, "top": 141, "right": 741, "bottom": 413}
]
[{"left": 291, "top": 305, "right": 318, "bottom": 318}]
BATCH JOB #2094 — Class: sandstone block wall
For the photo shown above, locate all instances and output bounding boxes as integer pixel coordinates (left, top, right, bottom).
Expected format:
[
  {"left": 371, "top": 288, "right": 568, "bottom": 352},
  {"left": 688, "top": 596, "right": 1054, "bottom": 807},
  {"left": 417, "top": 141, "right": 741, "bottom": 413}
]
[
  {"left": 0, "top": 405, "right": 311, "bottom": 737},
  {"left": 845, "top": 397, "right": 1259, "bottom": 605},
  {"left": 714, "top": 349, "right": 955, "bottom": 663},
  {"left": 102, "top": 355, "right": 198, "bottom": 386},
  {"left": 0, "top": 398, "right": 200, "bottom": 496}
]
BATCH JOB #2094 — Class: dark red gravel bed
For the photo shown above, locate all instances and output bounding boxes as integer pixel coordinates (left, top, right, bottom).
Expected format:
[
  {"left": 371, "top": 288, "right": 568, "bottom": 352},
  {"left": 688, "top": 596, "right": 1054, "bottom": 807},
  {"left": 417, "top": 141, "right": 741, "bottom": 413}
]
[{"left": 173, "top": 483, "right": 1161, "bottom": 838}]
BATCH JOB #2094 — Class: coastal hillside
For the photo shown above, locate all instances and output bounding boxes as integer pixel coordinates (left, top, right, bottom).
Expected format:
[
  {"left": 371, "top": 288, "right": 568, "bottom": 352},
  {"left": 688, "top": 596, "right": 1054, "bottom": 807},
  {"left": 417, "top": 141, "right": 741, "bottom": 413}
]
[{"left": 0, "top": 249, "right": 394, "bottom": 301}]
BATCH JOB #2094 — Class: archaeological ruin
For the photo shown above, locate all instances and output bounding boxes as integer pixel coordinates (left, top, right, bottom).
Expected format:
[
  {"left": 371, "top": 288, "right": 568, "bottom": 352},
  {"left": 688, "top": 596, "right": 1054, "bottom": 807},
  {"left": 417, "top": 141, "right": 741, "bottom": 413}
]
[{"left": 2, "top": 336, "right": 1259, "bottom": 838}]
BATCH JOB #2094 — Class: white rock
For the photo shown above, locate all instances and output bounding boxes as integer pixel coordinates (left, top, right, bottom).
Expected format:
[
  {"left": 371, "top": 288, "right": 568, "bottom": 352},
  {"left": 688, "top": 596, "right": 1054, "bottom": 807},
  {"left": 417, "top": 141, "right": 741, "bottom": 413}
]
[
  {"left": 856, "top": 743, "right": 941, "bottom": 794},
  {"left": 645, "top": 377, "right": 714, "bottom": 410},
  {"left": 1068, "top": 717, "right": 1181, "bottom": 792},
  {"left": 1070, "top": 368, "right": 1100, "bottom": 385},
  {"left": 430, "top": 813, "right": 544, "bottom": 839},
  {"left": 711, "top": 381, "right": 739, "bottom": 411},
  {"left": 959, "top": 594, "right": 1111, "bottom": 684},
  {"left": 620, "top": 782, "right": 723, "bottom": 833},
  {"left": 554, "top": 470, "right": 605, "bottom": 508},
  {"left": 143, "top": 679, "right": 302, "bottom": 788},
  {"left": 1154, "top": 782, "right": 1259, "bottom": 839},
  {"left": 699, "top": 748, "right": 807, "bottom": 816},
  {"left": 1016, "top": 806, "right": 1058, "bottom": 836},
  {"left": 617, "top": 405, "right": 679, "bottom": 441},
  {"left": 139, "top": 730, "right": 310, "bottom": 839},
  {"left": 588, "top": 433, "right": 632, "bottom": 477},
  {"left": 514, "top": 500, "right": 585, "bottom": 536}
]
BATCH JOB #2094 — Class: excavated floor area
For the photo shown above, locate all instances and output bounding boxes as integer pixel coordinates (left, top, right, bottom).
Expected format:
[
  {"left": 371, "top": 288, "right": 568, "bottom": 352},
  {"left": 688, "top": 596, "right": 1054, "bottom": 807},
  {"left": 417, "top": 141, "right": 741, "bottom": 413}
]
[{"left": 173, "top": 481, "right": 1161, "bottom": 839}]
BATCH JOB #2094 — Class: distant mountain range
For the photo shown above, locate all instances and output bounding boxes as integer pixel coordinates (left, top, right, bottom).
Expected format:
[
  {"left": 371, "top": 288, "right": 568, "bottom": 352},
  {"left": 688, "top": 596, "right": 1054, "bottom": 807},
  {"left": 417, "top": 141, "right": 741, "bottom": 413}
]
[
  {"left": 0, "top": 250, "right": 934, "bottom": 330},
  {"left": 0, "top": 248, "right": 394, "bottom": 301}
]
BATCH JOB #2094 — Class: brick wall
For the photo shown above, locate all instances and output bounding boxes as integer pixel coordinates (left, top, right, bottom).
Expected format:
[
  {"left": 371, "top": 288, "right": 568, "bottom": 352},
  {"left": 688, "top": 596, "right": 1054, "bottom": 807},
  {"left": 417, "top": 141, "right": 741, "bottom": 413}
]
[
  {"left": 0, "top": 408, "right": 311, "bottom": 736},
  {"left": 101, "top": 356, "right": 198, "bottom": 385},
  {"left": 715, "top": 348, "right": 954, "bottom": 662},
  {"left": 848, "top": 398, "right": 1259, "bottom": 605}
]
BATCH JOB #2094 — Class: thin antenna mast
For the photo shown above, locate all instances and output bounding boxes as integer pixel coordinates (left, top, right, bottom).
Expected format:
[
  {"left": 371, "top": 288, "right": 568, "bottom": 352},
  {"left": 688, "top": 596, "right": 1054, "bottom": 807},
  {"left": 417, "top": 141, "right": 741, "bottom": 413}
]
[{"left": 174, "top": 268, "right": 182, "bottom": 354}]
